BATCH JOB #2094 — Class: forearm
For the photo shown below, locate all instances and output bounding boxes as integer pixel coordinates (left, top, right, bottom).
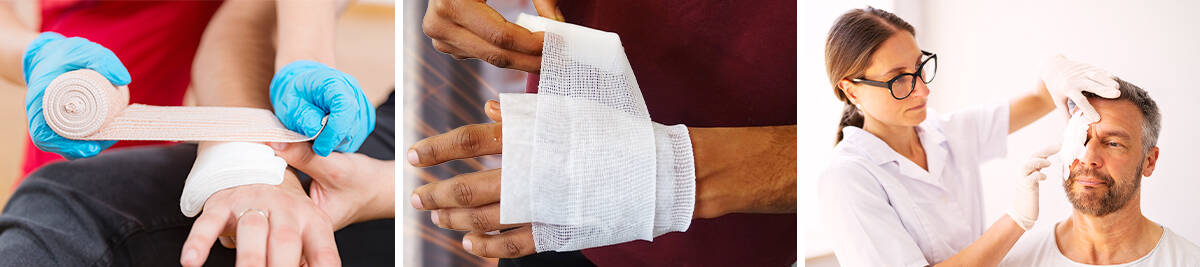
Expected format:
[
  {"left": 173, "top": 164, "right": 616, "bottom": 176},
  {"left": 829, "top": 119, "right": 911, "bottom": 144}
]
[
  {"left": 274, "top": 0, "right": 343, "bottom": 70},
  {"left": 690, "top": 125, "right": 796, "bottom": 218},
  {"left": 0, "top": 3, "right": 38, "bottom": 85},
  {"left": 1008, "top": 80, "right": 1055, "bottom": 133},
  {"left": 934, "top": 215, "right": 1025, "bottom": 267},
  {"left": 191, "top": 0, "right": 277, "bottom": 109}
]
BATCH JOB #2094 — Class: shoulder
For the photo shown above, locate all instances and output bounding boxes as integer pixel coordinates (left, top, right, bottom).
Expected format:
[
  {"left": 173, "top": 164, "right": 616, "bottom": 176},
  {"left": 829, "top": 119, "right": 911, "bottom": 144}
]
[
  {"left": 1158, "top": 226, "right": 1200, "bottom": 261},
  {"left": 999, "top": 223, "right": 1057, "bottom": 266}
]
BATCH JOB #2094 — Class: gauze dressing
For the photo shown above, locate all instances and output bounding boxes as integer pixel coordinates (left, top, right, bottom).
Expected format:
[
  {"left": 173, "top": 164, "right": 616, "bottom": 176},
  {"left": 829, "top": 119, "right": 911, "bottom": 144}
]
[{"left": 498, "top": 14, "right": 696, "bottom": 252}]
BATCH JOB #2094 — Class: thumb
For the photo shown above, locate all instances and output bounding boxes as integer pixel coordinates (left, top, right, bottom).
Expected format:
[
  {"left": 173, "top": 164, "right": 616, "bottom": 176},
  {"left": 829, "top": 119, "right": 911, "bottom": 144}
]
[
  {"left": 532, "top": 0, "right": 563, "bottom": 22},
  {"left": 1084, "top": 71, "right": 1121, "bottom": 99},
  {"left": 484, "top": 100, "right": 502, "bottom": 122},
  {"left": 268, "top": 142, "right": 349, "bottom": 183}
]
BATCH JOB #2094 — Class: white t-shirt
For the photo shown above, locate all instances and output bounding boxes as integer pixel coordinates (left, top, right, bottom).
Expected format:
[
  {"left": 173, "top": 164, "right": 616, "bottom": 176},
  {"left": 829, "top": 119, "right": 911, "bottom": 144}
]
[
  {"left": 1000, "top": 223, "right": 1200, "bottom": 266},
  {"left": 818, "top": 103, "right": 1010, "bottom": 267}
]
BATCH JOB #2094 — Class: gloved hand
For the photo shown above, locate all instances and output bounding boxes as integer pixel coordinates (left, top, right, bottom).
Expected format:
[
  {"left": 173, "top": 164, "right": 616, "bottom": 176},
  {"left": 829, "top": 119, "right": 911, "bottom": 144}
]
[
  {"left": 23, "top": 32, "right": 129, "bottom": 159},
  {"left": 269, "top": 60, "right": 375, "bottom": 157},
  {"left": 1040, "top": 54, "right": 1121, "bottom": 123},
  {"left": 1008, "top": 145, "right": 1059, "bottom": 231}
]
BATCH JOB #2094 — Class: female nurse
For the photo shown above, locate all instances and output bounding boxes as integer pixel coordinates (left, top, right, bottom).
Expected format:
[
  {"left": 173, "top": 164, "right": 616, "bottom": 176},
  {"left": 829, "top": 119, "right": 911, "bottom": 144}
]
[{"left": 817, "top": 7, "right": 1120, "bottom": 267}]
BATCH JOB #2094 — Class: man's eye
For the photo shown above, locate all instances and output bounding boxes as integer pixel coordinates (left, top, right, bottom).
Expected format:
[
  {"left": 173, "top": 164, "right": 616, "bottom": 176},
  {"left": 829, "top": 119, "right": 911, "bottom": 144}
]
[{"left": 1107, "top": 141, "right": 1121, "bottom": 148}]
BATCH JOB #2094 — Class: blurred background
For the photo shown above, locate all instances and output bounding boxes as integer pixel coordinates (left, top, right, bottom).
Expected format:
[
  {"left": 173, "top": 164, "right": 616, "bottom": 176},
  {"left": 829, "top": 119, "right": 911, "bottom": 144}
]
[
  {"left": 800, "top": 0, "right": 1200, "bottom": 266},
  {"left": 400, "top": 1, "right": 534, "bottom": 266},
  {"left": 0, "top": 1, "right": 395, "bottom": 212}
]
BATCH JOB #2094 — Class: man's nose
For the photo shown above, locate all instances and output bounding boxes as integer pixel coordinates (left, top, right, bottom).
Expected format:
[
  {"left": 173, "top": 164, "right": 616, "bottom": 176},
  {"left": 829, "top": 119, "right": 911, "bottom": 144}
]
[{"left": 1078, "top": 140, "right": 1104, "bottom": 169}]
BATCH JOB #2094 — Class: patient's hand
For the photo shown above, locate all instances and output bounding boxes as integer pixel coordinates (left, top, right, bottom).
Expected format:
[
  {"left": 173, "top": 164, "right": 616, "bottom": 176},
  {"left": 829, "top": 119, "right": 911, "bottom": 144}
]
[
  {"left": 409, "top": 100, "right": 538, "bottom": 258},
  {"left": 268, "top": 141, "right": 396, "bottom": 230},
  {"left": 180, "top": 171, "right": 341, "bottom": 267}
]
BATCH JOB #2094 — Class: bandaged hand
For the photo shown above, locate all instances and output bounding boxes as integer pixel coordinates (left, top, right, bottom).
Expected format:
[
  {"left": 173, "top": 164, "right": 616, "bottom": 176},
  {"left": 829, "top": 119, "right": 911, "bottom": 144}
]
[
  {"left": 270, "top": 60, "right": 376, "bottom": 157},
  {"left": 23, "top": 32, "right": 128, "bottom": 159},
  {"left": 180, "top": 171, "right": 341, "bottom": 267},
  {"left": 268, "top": 141, "right": 396, "bottom": 230},
  {"left": 422, "top": 0, "right": 558, "bottom": 72},
  {"left": 1007, "top": 145, "right": 1059, "bottom": 231},
  {"left": 1040, "top": 54, "right": 1120, "bottom": 122},
  {"left": 408, "top": 100, "right": 537, "bottom": 258}
]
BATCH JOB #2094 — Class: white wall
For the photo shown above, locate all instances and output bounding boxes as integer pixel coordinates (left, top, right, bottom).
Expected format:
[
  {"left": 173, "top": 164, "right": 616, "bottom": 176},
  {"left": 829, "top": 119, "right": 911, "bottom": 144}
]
[
  {"left": 916, "top": 0, "right": 1200, "bottom": 243},
  {"left": 802, "top": 0, "right": 1200, "bottom": 265}
]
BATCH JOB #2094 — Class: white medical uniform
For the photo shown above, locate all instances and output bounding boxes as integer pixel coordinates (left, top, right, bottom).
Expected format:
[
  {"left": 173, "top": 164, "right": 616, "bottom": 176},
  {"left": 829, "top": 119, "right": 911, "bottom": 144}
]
[
  {"left": 818, "top": 103, "right": 1009, "bottom": 267},
  {"left": 1000, "top": 224, "right": 1200, "bottom": 266}
]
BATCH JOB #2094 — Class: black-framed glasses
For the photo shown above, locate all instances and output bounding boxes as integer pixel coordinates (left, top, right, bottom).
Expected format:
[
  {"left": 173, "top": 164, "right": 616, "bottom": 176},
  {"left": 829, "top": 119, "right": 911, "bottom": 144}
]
[{"left": 851, "top": 50, "right": 937, "bottom": 100}]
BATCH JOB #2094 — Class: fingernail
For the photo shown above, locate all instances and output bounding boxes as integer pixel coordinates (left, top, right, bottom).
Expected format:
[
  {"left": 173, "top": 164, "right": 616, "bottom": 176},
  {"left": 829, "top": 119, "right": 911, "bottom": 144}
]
[
  {"left": 181, "top": 248, "right": 197, "bottom": 264},
  {"left": 410, "top": 194, "right": 423, "bottom": 209},
  {"left": 431, "top": 211, "right": 439, "bottom": 225},
  {"left": 462, "top": 238, "right": 473, "bottom": 251},
  {"left": 407, "top": 149, "right": 419, "bottom": 165}
]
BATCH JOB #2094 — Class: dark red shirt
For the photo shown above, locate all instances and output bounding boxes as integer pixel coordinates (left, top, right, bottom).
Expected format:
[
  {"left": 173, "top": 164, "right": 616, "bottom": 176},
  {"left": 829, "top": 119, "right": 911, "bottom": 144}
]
[
  {"left": 20, "top": 0, "right": 221, "bottom": 182},
  {"left": 525, "top": 0, "right": 797, "bottom": 265}
]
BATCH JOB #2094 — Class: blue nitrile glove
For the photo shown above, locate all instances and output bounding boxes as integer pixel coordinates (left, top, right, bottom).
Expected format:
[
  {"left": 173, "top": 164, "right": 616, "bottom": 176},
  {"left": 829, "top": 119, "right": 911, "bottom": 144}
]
[
  {"left": 23, "top": 32, "right": 129, "bottom": 159},
  {"left": 270, "top": 60, "right": 375, "bottom": 157}
]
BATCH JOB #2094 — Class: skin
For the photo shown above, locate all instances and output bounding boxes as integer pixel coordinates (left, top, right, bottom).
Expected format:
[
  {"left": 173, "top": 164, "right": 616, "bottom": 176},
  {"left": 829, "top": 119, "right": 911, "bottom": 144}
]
[
  {"left": 0, "top": 3, "right": 41, "bottom": 85},
  {"left": 1056, "top": 98, "right": 1161, "bottom": 265},
  {"left": 411, "top": 1, "right": 797, "bottom": 258},
  {"left": 183, "top": 0, "right": 358, "bottom": 266},
  {"left": 835, "top": 32, "right": 1056, "bottom": 266}
]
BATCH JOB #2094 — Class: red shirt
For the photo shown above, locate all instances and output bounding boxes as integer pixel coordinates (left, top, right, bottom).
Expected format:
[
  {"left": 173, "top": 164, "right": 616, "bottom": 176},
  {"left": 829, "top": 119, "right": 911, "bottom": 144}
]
[
  {"left": 20, "top": 0, "right": 221, "bottom": 182},
  {"left": 526, "top": 0, "right": 797, "bottom": 265}
]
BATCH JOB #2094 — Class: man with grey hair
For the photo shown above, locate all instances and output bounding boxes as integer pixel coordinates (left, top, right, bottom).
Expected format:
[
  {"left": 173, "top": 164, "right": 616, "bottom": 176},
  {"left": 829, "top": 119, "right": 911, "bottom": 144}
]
[{"left": 1000, "top": 78, "right": 1200, "bottom": 266}]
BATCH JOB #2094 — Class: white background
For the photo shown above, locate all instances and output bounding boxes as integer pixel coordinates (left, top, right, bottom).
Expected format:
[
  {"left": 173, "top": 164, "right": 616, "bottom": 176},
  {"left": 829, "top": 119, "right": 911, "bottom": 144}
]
[{"left": 801, "top": 0, "right": 1200, "bottom": 265}]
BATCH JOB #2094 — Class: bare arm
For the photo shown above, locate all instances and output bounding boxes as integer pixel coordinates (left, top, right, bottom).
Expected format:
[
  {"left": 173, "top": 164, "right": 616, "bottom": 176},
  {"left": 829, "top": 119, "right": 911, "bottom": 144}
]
[
  {"left": 191, "top": 0, "right": 277, "bottom": 108},
  {"left": 0, "top": 3, "right": 39, "bottom": 85},
  {"left": 274, "top": 0, "right": 350, "bottom": 70},
  {"left": 1008, "top": 80, "right": 1055, "bottom": 134},
  {"left": 690, "top": 125, "right": 797, "bottom": 218}
]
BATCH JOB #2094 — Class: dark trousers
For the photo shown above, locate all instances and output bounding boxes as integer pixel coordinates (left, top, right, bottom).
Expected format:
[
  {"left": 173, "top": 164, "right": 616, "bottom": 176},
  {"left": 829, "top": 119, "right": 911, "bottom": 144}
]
[{"left": 0, "top": 93, "right": 396, "bottom": 266}]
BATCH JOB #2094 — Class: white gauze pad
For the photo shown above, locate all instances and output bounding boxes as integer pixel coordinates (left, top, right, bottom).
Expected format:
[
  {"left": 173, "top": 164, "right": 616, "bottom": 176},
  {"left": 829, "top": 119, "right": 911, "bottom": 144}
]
[
  {"left": 1057, "top": 109, "right": 1091, "bottom": 180},
  {"left": 180, "top": 142, "right": 287, "bottom": 217},
  {"left": 499, "top": 14, "right": 696, "bottom": 252}
]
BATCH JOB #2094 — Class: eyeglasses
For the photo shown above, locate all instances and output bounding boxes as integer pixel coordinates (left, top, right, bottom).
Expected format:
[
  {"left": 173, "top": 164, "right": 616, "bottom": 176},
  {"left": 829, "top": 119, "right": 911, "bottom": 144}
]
[{"left": 851, "top": 50, "right": 937, "bottom": 100}]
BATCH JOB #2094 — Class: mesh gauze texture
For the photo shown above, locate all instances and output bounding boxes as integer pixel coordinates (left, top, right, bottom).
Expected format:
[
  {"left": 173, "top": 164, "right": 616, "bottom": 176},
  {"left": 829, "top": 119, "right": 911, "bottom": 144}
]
[{"left": 499, "top": 14, "right": 696, "bottom": 252}]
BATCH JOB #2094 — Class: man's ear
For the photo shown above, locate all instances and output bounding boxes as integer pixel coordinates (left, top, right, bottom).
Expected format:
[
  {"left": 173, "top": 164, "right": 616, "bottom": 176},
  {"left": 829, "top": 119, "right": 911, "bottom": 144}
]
[
  {"left": 838, "top": 79, "right": 858, "bottom": 104},
  {"left": 1141, "top": 146, "right": 1159, "bottom": 177}
]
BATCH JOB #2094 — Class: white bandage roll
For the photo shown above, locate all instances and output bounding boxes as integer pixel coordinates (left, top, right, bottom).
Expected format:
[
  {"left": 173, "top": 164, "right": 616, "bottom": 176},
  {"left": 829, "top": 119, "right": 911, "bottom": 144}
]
[
  {"left": 498, "top": 14, "right": 697, "bottom": 252},
  {"left": 180, "top": 142, "right": 287, "bottom": 217},
  {"left": 1057, "top": 109, "right": 1090, "bottom": 180}
]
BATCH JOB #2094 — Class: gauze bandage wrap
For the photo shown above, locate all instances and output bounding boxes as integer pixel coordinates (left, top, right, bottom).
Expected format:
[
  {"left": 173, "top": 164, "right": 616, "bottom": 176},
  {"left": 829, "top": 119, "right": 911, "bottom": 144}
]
[
  {"left": 498, "top": 14, "right": 696, "bottom": 252},
  {"left": 181, "top": 142, "right": 287, "bottom": 217},
  {"left": 44, "top": 69, "right": 321, "bottom": 217}
]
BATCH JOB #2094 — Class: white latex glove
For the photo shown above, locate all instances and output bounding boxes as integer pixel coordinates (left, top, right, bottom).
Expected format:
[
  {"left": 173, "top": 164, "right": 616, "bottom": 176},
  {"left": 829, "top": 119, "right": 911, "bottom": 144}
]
[
  {"left": 1041, "top": 54, "right": 1121, "bottom": 122},
  {"left": 1008, "top": 145, "right": 1059, "bottom": 231}
]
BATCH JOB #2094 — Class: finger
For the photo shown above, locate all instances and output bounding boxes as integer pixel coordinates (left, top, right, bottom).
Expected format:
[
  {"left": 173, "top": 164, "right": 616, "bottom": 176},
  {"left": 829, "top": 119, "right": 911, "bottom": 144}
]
[
  {"left": 531, "top": 0, "right": 563, "bottom": 21},
  {"left": 431, "top": 40, "right": 470, "bottom": 60},
  {"left": 1029, "top": 171, "right": 1048, "bottom": 182},
  {"left": 1068, "top": 94, "right": 1102, "bottom": 123},
  {"left": 433, "top": 203, "right": 520, "bottom": 232},
  {"left": 463, "top": 225, "right": 537, "bottom": 258},
  {"left": 408, "top": 123, "right": 502, "bottom": 167},
  {"left": 447, "top": 1, "right": 543, "bottom": 54},
  {"left": 436, "top": 22, "right": 543, "bottom": 72},
  {"left": 81, "top": 42, "right": 132, "bottom": 85},
  {"left": 267, "top": 214, "right": 303, "bottom": 267},
  {"left": 268, "top": 142, "right": 351, "bottom": 183},
  {"left": 1023, "top": 158, "right": 1052, "bottom": 175},
  {"left": 412, "top": 168, "right": 502, "bottom": 210},
  {"left": 291, "top": 101, "right": 330, "bottom": 141},
  {"left": 235, "top": 210, "right": 270, "bottom": 267},
  {"left": 301, "top": 220, "right": 342, "bottom": 267},
  {"left": 181, "top": 210, "right": 232, "bottom": 267},
  {"left": 484, "top": 100, "right": 502, "bottom": 122},
  {"left": 1084, "top": 71, "right": 1121, "bottom": 98},
  {"left": 313, "top": 98, "right": 354, "bottom": 157},
  {"left": 1032, "top": 144, "right": 1061, "bottom": 158}
]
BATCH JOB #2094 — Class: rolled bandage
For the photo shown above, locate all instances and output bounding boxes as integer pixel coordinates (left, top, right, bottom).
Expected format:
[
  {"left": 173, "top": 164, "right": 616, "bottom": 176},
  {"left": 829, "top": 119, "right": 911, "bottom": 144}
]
[
  {"left": 498, "top": 14, "right": 696, "bottom": 252},
  {"left": 43, "top": 69, "right": 318, "bottom": 142},
  {"left": 44, "top": 69, "right": 324, "bottom": 217},
  {"left": 181, "top": 142, "right": 286, "bottom": 217}
]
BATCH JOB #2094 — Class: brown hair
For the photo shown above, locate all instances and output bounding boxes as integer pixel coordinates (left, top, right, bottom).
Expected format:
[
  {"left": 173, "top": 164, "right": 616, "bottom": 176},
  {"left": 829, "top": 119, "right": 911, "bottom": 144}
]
[{"left": 826, "top": 7, "right": 915, "bottom": 143}]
